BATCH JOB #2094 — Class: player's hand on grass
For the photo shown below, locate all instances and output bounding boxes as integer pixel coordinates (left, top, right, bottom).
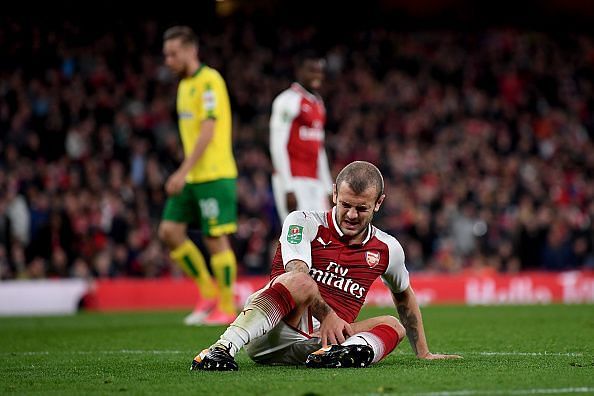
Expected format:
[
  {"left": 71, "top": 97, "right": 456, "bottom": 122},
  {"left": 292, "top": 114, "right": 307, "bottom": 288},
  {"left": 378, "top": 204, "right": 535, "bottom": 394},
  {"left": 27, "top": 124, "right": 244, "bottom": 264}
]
[
  {"left": 166, "top": 170, "right": 186, "bottom": 195},
  {"left": 319, "top": 311, "right": 354, "bottom": 347},
  {"left": 418, "top": 352, "right": 463, "bottom": 360}
]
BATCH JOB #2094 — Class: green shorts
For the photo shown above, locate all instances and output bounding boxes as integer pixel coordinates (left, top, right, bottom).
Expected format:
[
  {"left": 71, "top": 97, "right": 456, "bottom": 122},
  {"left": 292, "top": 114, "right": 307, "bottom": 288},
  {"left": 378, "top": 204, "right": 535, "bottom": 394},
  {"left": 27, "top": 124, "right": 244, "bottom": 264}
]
[{"left": 162, "top": 178, "right": 237, "bottom": 237}]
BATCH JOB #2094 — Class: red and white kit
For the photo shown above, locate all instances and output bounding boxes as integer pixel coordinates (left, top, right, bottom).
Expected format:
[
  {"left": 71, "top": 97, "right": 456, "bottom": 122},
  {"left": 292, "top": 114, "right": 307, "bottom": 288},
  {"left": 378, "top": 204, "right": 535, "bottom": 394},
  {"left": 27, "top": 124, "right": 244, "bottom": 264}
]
[
  {"left": 269, "top": 83, "right": 333, "bottom": 221},
  {"left": 244, "top": 208, "right": 409, "bottom": 364}
]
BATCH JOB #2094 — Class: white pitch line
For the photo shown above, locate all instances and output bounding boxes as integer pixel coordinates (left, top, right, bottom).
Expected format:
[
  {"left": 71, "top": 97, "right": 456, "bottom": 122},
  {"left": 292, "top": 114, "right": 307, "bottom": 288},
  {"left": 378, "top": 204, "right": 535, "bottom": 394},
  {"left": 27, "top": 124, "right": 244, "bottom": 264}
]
[
  {"left": 1, "top": 350, "right": 587, "bottom": 357},
  {"left": 459, "top": 351, "right": 585, "bottom": 357},
  {"left": 1, "top": 350, "right": 188, "bottom": 356},
  {"left": 392, "top": 351, "right": 586, "bottom": 357},
  {"left": 415, "top": 387, "right": 594, "bottom": 396}
]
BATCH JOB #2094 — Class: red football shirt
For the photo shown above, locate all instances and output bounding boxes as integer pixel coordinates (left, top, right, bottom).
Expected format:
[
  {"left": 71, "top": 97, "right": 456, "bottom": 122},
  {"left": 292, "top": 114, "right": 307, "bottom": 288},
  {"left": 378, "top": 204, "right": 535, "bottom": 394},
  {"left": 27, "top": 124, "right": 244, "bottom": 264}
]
[
  {"left": 271, "top": 208, "right": 410, "bottom": 324},
  {"left": 269, "top": 83, "right": 331, "bottom": 186}
]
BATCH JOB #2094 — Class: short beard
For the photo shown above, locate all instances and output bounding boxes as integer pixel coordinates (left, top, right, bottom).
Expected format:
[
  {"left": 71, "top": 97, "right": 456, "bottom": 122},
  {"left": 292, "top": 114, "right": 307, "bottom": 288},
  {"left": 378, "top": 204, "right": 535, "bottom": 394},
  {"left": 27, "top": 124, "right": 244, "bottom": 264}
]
[{"left": 340, "top": 211, "right": 374, "bottom": 239}]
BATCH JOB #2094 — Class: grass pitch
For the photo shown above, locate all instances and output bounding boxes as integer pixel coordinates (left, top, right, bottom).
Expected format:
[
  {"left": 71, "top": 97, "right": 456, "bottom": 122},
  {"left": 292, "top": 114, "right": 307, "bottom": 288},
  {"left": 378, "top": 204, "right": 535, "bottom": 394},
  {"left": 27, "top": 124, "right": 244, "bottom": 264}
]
[{"left": 1, "top": 305, "right": 593, "bottom": 395}]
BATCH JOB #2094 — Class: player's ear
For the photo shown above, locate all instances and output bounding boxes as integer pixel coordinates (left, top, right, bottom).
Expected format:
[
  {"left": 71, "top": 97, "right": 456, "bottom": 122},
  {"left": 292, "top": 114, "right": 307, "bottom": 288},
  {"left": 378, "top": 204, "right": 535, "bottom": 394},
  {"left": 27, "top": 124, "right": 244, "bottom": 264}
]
[
  {"left": 332, "top": 184, "right": 337, "bottom": 204},
  {"left": 374, "top": 194, "right": 386, "bottom": 212}
]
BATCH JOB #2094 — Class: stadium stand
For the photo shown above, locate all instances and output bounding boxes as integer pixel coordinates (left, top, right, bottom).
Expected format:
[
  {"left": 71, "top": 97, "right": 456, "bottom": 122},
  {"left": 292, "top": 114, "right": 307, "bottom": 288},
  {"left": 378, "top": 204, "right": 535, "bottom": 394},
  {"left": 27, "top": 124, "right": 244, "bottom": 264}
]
[{"left": 1, "top": 12, "right": 593, "bottom": 281}]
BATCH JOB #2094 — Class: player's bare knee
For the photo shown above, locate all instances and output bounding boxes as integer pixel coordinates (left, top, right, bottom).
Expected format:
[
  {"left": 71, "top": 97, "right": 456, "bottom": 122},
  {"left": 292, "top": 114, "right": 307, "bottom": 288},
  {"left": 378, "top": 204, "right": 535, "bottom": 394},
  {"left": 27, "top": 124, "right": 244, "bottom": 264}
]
[
  {"left": 278, "top": 272, "right": 317, "bottom": 305},
  {"left": 158, "top": 223, "right": 181, "bottom": 249},
  {"left": 204, "top": 235, "right": 230, "bottom": 254},
  {"left": 157, "top": 222, "right": 169, "bottom": 242},
  {"left": 289, "top": 272, "right": 318, "bottom": 301}
]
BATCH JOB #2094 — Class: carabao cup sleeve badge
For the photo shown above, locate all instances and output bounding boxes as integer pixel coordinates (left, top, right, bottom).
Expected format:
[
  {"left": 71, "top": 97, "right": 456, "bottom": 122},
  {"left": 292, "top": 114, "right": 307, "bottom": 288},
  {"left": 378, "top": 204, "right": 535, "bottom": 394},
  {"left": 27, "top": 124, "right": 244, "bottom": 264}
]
[{"left": 287, "top": 225, "right": 304, "bottom": 244}]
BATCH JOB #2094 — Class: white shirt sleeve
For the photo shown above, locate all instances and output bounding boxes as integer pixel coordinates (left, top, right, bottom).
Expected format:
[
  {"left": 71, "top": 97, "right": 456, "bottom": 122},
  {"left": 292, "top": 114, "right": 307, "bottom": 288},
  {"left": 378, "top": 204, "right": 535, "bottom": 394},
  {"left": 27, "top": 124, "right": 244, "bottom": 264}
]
[
  {"left": 270, "top": 90, "right": 301, "bottom": 192},
  {"left": 380, "top": 234, "right": 410, "bottom": 293},
  {"left": 317, "top": 147, "right": 333, "bottom": 195},
  {"left": 279, "top": 210, "right": 318, "bottom": 270}
]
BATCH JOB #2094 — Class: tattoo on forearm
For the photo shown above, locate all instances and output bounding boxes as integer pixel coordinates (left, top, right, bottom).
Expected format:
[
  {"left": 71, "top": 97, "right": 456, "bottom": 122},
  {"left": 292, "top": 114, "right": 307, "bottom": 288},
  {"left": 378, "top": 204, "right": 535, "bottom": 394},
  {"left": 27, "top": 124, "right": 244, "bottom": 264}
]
[
  {"left": 310, "top": 298, "right": 332, "bottom": 321},
  {"left": 397, "top": 304, "right": 419, "bottom": 354},
  {"left": 285, "top": 260, "right": 309, "bottom": 273}
]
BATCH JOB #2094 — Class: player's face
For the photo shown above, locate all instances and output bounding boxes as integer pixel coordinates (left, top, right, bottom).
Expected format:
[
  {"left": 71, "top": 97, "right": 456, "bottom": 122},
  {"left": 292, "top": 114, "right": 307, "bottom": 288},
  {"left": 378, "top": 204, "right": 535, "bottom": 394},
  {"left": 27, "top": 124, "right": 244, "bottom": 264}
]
[
  {"left": 163, "top": 39, "right": 195, "bottom": 77},
  {"left": 333, "top": 182, "right": 385, "bottom": 242},
  {"left": 299, "top": 59, "right": 325, "bottom": 91}
]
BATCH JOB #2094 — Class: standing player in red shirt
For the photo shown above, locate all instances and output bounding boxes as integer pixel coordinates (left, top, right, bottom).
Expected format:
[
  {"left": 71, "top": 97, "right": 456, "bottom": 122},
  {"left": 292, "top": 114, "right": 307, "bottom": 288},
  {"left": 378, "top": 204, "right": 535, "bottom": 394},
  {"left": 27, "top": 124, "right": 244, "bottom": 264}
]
[
  {"left": 269, "top": 51, "right": 333, "bottom": 223},
  {"left": 191, "top": 161, "right": 461, "bottom": 370}
]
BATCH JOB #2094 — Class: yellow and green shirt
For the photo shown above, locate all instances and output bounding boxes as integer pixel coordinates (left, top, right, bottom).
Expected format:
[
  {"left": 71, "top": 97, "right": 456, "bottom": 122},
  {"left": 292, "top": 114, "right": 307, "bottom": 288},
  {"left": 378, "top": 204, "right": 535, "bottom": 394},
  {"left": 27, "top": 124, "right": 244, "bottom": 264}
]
[{"left": 177, "top": 64, "right": 237, "bottom": 183}]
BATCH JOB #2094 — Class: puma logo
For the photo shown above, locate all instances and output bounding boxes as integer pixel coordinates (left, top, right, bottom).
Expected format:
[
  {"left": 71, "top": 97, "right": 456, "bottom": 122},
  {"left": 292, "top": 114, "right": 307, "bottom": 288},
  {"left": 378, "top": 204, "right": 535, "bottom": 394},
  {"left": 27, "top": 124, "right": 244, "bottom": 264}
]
[{"left": 316, "top": 237, "right": 332, "bottom": 248}]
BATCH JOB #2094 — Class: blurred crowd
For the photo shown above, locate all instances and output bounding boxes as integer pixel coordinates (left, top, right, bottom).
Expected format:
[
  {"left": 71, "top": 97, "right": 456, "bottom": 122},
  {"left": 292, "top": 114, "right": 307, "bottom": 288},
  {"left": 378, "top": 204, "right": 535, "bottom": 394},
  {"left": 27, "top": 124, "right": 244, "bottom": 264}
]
[{"left": 1, "top": 17, "right": 593, "bottom": 280}]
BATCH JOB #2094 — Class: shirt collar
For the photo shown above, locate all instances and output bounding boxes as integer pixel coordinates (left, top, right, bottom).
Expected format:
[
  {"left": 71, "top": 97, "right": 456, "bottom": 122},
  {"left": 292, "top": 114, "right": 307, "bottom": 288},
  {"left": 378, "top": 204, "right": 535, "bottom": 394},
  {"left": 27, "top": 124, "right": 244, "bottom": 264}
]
[
  {"left": 330, "top": 206, "right": 343, "bottom": 237},
  {"left": 188, "top": 63, "right": 206, "bottom": 79},
  {"left": 291, "top": 82, "right": 320, "bottom": 102}
]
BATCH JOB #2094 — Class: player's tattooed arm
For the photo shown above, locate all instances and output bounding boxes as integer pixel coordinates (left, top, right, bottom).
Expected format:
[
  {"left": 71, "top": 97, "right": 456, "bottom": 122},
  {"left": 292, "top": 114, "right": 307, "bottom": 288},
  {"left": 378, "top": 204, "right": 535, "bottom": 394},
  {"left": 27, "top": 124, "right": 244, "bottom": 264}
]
[
  {"left": 393, "top": 287, "right": 462, "bottom": 360},
  {"left": 310, "top": 296, "right": 332, "bottom": 320},
  {"left": 285, "top": 259, "right": 352, "bottom": 345},
  {"left": 311, "top": 297, "right": 353, "bottom": 346},
  {"left": 393, "top": 287, "right": 430, "bottom": 358}
]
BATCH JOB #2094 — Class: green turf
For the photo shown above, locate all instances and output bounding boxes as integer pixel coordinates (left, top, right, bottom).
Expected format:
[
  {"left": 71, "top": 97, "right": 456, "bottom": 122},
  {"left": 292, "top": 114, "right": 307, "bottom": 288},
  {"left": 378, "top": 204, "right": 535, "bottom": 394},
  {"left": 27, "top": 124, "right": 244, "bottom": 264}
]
[{"left": 1, "top": 305, "right": 593, "bottom": 395}]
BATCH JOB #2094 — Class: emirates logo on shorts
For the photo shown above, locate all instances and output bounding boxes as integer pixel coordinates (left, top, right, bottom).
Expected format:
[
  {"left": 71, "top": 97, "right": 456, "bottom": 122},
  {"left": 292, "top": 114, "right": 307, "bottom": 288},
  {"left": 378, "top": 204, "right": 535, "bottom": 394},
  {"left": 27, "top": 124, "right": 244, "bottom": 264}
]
[{"left": 365, "top": 251, "right": 380, "bottom": 268}]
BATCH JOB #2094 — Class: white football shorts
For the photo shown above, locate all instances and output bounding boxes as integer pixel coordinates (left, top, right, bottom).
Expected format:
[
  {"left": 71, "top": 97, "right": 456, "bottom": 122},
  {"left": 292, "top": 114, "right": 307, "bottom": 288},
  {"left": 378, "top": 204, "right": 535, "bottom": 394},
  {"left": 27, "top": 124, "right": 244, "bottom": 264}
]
[
  {"left": 244, "top": 282, "right": 322, "bottom": 365},
  {"left": 271, "top": 174, "right": 330, "bottom": 223}
]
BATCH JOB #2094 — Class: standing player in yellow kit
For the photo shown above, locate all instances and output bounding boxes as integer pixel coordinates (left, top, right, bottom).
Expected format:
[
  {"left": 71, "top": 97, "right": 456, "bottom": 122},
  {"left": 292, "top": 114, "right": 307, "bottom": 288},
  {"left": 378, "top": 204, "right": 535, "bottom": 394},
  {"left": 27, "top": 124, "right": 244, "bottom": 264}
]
[{"left": 158, "top": 26, "right": 238, "bottom": 325}]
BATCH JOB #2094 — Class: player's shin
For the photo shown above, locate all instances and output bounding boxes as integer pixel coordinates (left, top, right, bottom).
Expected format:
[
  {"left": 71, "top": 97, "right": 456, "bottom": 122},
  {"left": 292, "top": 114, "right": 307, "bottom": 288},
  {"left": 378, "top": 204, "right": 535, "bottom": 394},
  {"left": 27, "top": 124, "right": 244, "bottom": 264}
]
[
  {"left": 211, "top": 249, "right": 237, "bottom": 314},
  {"left": 342, "top": 324, "right": 403, "bottom": 364},
  {"left": 170, "top": 239, "right": 217, "bottom": 299},
  {"left": 213, "top": 283, "right": 296, "bottom": 357}
]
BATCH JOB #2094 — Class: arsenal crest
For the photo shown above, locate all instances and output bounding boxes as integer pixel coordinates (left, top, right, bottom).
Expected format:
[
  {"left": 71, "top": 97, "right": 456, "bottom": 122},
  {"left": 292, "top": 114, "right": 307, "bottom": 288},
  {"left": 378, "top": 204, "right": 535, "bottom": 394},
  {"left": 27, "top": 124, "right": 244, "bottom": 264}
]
[{"left": 365, "top": 251, "right": 380, "bottom": 268}]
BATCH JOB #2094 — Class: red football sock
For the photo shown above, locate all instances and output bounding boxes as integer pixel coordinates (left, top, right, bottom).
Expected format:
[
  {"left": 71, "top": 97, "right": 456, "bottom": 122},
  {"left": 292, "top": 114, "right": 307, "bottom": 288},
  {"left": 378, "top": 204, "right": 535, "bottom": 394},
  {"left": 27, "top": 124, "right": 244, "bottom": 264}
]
[
  {"left": 250, "top": 282, "right": 296, "bottom": 324},
  {"left": 216, "top": 282, "right": 296, "bottom": 356},
  {"left": 343, "top": 323, "right": 403, "bottom": 364},
  {"left": 368, "top": 324, "right": 402, "bottom": 361}
]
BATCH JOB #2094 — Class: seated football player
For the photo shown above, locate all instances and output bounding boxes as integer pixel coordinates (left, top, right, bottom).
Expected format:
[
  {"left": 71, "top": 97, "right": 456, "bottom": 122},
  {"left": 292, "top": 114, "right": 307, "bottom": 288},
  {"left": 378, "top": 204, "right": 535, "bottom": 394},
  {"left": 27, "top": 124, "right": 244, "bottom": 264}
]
[{"left": 191, "top": 161, "right": 461, "bottom": 370}]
